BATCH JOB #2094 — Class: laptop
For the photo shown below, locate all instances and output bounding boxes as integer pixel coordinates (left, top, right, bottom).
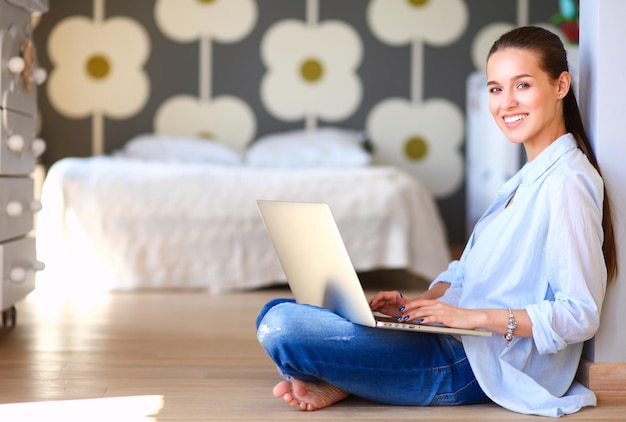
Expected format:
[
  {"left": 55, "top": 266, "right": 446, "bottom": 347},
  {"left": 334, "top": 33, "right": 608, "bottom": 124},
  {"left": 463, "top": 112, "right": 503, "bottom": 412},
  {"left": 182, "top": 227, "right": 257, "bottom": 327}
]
[{"left": 257, "top": 200, "right": 491, "bottom": 337}]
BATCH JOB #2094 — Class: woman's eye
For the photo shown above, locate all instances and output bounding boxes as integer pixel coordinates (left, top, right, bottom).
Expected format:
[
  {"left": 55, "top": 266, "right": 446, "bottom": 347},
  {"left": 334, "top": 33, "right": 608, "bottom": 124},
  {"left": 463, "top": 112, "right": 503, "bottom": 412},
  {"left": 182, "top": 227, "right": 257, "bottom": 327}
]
[
  {"left": 516, "top": 82, "right": 529, "bottom": 89},
  {"left": 488, "top": 87, "right": 501, "bottom": 94}
]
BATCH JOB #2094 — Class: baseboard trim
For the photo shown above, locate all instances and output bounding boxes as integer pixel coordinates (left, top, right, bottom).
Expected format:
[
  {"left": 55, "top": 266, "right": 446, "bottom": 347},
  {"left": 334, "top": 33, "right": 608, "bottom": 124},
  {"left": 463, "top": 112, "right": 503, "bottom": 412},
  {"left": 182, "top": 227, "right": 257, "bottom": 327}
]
[{"left": 577, "top": 359, "right": 626, "bottom": 402}]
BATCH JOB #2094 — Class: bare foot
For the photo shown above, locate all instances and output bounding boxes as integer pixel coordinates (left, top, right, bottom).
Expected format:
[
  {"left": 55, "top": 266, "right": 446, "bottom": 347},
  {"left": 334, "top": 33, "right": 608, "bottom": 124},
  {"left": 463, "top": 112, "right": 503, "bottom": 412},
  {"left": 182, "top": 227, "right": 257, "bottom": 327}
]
[{"left": 272, "top": 379, "right": 349, "bottom": 411}]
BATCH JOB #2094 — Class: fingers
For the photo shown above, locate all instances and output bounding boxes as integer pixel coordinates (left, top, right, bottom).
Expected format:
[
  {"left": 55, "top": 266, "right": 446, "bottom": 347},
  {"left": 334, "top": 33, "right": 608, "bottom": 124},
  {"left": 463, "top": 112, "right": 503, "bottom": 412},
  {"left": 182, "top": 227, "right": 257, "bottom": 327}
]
[
  {"left": 369, "top": 290, "right": 405, "bottom": 309},
  {"left": 398, "top": 300, "right": 448, "bottom": 324},
  {"left": 386, "top": 298, "right": 426, "bottom": 323},
  {"left": 402, "top": 298, "right": 435, "bottom": 312},
  {"left": 369, "top": 291, "right": 409, "bottom": 318}
]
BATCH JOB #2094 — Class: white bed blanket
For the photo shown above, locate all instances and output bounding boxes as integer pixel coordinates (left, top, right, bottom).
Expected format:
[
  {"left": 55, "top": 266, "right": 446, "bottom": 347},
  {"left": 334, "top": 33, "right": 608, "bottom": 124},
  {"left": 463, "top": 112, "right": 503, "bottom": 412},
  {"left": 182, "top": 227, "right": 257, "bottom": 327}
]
[{"left": 37, "top": 157, "right": 450, "bottom": 292}]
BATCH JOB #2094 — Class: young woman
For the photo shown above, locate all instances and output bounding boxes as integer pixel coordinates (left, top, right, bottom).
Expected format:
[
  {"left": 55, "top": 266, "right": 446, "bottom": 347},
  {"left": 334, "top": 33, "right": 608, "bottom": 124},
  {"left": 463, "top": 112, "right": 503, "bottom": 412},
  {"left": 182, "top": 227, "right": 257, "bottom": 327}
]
[{"left": 255, "top": 26, "right": 617, "bottom": 417}]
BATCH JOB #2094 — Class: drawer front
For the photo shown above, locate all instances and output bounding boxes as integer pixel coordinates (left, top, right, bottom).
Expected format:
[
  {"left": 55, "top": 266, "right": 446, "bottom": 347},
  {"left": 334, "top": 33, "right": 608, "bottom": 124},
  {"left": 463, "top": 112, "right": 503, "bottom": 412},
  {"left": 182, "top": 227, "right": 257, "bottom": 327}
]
[
  {"left": 0, "top": 176, "right": 37, "bottom": 241},
  {"left": 0, "top": 109, "right": 39, "bottom": 174},
  {"left": 1, "top": 236, "right": 39, "bottom": 310},
  {"left": 0, "top": 1, "right": 30, "bottom": 32},
  {"left": 0, "top": 15, "right": 37, "bottom": 117}
]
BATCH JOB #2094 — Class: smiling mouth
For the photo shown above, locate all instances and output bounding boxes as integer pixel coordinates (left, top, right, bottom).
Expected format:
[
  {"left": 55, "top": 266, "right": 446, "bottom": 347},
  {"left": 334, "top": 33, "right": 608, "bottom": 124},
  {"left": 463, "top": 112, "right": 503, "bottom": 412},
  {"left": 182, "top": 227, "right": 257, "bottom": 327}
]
[{"left": 504, "top": 114, "right": 528, "bottom": 124}]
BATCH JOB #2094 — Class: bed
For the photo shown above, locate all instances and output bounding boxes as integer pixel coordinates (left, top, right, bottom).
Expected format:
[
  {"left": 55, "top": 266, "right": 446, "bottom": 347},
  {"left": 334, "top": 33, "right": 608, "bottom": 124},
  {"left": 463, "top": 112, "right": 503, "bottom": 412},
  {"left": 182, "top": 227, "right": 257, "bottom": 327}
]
[{"left": 36, "top": 128, "right": 450, "bottom": 293}]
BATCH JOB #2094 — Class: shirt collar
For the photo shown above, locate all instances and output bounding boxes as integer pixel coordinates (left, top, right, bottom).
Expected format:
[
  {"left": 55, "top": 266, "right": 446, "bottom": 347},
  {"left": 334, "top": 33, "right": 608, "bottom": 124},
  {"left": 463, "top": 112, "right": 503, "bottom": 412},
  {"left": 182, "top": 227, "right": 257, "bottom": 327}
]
[
  {"left": 519, "top": 133, "right": 578, "bottom": 186},
  {"left": 489, "top": 133, "right": 578, "bottom": 208}
]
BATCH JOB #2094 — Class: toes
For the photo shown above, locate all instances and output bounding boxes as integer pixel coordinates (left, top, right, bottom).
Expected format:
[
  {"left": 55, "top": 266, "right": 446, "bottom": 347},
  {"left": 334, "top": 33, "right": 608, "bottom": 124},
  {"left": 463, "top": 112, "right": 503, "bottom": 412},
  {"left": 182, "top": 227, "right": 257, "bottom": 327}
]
[
  {"left": 284, "top": 393, "right": 300, "bottom": 408},
  {"left": 272, "top": 380, "right": 291, "bottom": 397}
]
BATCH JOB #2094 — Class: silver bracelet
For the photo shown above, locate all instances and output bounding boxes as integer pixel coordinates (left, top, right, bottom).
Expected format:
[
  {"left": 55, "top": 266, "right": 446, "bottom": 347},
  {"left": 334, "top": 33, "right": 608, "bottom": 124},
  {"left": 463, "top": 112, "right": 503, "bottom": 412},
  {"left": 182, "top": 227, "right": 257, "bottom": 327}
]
[{"left": 504, "top": 309, "right": 517, "bottom": 347}]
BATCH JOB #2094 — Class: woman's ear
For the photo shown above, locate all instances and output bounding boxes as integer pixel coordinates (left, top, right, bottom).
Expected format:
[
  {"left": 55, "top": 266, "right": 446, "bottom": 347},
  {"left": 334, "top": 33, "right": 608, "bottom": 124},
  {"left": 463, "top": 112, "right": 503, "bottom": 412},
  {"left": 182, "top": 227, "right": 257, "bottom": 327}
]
[{"left": 558, "top": 71, "right": 572, "bottom": 98}]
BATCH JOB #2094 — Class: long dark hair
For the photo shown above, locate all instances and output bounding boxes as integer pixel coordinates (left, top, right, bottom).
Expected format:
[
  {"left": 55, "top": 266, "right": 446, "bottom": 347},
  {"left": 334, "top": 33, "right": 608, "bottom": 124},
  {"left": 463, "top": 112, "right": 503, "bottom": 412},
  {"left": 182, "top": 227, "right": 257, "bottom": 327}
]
[{"left": 488, "top": 26, "right": 617, "bottom": 283}]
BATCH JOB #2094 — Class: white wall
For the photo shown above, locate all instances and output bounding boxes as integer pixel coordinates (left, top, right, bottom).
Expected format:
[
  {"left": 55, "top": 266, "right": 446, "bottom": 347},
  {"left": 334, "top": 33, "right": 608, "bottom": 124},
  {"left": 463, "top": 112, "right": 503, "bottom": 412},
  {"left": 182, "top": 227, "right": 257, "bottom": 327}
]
[{"left": 579, "top": 0, "right": 626, "bottom": 362}]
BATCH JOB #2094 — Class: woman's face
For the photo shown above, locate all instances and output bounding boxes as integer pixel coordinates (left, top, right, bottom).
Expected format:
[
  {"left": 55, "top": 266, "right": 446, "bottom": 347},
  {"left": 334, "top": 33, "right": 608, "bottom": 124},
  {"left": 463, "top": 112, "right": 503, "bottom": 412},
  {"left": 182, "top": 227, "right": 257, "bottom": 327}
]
[{"left": 486, "top": 47, "right": 569, "bottom": 161}]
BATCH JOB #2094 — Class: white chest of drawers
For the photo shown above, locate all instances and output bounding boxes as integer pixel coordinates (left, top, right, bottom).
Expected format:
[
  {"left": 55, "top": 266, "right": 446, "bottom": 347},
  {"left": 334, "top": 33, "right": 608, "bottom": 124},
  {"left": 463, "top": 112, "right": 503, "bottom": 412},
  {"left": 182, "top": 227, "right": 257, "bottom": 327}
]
[{"left": 0, "top": 0, "right": 46, "bottom": 327}]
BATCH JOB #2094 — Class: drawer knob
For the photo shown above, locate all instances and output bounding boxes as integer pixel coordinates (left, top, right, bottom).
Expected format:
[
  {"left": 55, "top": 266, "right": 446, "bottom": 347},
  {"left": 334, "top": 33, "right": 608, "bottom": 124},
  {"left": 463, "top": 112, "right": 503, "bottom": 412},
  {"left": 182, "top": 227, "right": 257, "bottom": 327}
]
[
  {"left": 9, "top": 267, "right": 26, "bottom": 283},
  {"left": 33, "top": 261, "right": 45, "bottom": 272},
  {"left": 30, "top": 200, "right": 43, "bottom": 212},
  {"left": 6, "top": 201, "right": 23, "bottom": 217},
  {"left": 7, "top": 135, "right": 25, "bottom": 154},
  {"left": 31, "top": 138, "right": 47, "bottom": 157},
  {"left": 8, "top": 56, "right": 25, "bottom": 74},
  {"left": 31, "top": 67, "right": 48, "bottom": 86}
]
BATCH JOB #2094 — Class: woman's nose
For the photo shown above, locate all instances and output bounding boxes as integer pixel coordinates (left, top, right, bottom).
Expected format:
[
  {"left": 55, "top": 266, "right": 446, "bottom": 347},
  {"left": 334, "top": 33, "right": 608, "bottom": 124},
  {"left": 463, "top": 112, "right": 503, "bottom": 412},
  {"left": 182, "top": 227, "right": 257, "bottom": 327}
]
[{"left": 503, "top": 91, "right": 518, "bottom": 108}]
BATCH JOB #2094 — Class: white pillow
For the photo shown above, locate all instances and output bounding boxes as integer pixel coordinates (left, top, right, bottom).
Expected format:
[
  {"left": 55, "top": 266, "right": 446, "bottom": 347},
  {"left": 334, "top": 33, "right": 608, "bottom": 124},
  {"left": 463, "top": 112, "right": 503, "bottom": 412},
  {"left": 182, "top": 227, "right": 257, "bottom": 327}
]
[
  {"left": 246, "top": 128, "right": 371, "bottom": 168},
  {"left": 116, "top": 134, "right": 243, "bottom": 165}
]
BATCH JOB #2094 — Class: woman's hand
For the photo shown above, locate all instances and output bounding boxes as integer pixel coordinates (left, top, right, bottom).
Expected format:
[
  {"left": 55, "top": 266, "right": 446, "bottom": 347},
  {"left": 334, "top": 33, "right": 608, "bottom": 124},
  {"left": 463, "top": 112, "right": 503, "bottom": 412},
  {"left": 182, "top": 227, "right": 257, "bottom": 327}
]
[
  {"left": 368, "top": 283, "right": 452, "bottom": 320},
  {"left": 400, "top": 299, "right": 483, "bottom": 329},
  {"left": 369, "top": 290, "right": 408, "bottom": 318},
  {"left": 369, "top": 292, "right": 475, "bottom": 327}
]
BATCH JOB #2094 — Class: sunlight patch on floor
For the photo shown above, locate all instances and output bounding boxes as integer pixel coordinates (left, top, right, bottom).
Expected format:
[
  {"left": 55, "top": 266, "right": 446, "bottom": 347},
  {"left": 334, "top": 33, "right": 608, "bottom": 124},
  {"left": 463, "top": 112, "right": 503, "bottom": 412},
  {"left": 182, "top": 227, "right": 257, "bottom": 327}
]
[{"left": 0, "top": 395, "right": 164, "bottom": 421}]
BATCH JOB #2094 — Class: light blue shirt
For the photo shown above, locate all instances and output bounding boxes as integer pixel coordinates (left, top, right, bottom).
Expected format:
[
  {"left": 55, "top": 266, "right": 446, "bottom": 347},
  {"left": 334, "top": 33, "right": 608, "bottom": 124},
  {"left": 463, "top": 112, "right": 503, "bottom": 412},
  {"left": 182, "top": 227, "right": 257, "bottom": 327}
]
[{"left": 432, "top": 134, "right": 607, "bottom": 417}]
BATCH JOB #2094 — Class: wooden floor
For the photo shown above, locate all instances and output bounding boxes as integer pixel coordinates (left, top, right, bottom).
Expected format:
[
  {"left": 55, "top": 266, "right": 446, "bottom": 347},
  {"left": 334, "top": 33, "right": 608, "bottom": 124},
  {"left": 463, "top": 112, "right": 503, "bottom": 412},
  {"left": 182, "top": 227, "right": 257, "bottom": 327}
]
[{"left": 0, "top": 274, "right": 624, "bottom": 421}]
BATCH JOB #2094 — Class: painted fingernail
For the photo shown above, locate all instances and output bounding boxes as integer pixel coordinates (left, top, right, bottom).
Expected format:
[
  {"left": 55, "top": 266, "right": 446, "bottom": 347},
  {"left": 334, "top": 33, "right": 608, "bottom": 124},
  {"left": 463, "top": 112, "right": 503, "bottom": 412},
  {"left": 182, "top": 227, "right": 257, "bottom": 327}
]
[
  {"left": 399, "top": 306, "right": 405, "bottom": 312},
  {"left": 396, "top": 317, "right": 403, "bottom": 322},
  {"left": 417, "top": 318, "right": 424, "bottom": 323},
  {"left": 399, "top": 292, "right": 403, "bottom": 297},
  {"left": 403, "top": 316, "right": 410, "bottom": 321}
]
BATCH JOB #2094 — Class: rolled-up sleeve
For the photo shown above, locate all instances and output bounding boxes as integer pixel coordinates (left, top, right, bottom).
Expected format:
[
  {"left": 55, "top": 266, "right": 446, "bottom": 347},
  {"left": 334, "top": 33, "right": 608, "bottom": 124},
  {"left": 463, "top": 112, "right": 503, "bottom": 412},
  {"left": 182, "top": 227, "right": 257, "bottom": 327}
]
[{"left": 430, "top": 259, "right": 464, "bottom": 289}]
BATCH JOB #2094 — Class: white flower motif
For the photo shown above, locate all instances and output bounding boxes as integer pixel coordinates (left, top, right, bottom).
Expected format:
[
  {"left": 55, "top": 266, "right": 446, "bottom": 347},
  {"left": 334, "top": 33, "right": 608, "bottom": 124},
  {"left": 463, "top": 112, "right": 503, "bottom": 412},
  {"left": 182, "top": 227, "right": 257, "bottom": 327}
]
[
  {"left": 154, "top": 95, "right": 256, "bottom": 153},
  {"left": 470, "top": 22, "right": 514, "bottom": 71},
  {"left": 155, "top": 0, "right": 257, "bottom": 43},
  {"left": 471, "top": 22, "right": 564, "bottom": 70},
  {"left": 367, "top": 0, "right": 468, "bottom": 46},
  {"left": 366, "top": 98, "right": 464, "bottom": 198},
  {"left": 47, "top": 16, "right": 149, "bottom": 119},
  {"left": 260, "top": 19, "right": 362, "bottom": 122}
]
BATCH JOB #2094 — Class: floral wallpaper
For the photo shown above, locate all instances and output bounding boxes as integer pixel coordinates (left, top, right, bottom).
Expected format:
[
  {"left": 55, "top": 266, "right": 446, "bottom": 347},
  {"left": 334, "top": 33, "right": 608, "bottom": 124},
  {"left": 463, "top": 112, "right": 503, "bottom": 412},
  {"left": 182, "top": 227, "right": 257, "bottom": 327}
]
[{"left": 34, "top": 0, "right": 561, "bottom": 244}]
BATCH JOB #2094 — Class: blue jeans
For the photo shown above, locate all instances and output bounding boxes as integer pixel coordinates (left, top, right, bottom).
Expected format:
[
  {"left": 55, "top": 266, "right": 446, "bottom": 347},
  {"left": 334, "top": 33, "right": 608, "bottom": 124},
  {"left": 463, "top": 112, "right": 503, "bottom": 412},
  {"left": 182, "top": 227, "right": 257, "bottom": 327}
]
[{"left": 256, "top": 298, "right": 488, "bottom": 406}]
